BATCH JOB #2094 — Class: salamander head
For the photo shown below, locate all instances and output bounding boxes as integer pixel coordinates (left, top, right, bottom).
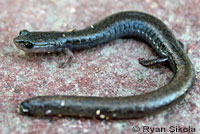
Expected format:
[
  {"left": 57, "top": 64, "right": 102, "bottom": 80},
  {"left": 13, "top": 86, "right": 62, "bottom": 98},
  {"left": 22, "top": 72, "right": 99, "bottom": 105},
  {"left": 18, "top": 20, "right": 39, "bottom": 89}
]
[{"left": 13, "top": 29, "right": 63, "bottom": 53}]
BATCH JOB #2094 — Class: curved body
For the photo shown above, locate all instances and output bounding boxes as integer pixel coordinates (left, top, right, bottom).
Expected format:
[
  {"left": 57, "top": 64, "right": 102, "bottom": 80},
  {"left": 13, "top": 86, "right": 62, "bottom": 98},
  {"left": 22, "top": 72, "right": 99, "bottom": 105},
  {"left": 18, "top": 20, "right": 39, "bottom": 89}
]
[{"left": 14, "top": 11, "right": 195, "bottom": 119}]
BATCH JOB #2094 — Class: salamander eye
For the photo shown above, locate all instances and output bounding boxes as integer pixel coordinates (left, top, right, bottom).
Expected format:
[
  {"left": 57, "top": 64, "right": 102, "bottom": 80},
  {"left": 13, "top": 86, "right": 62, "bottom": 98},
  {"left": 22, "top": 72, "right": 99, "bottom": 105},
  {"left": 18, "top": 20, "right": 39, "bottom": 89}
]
[
  {"left": 19, "top": 30, "right": 29, "bottom": 36},
  {"left": 25, "top": 42, "right": 33, "bottom": 49}
]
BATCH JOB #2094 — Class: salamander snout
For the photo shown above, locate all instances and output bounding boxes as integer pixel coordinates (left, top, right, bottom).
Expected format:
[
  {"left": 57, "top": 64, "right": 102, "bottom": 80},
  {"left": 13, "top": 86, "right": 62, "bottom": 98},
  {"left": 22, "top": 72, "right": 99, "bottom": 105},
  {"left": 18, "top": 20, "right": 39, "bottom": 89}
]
[{"left": 19, "top": 29, "right": 29, "bottom": 36}]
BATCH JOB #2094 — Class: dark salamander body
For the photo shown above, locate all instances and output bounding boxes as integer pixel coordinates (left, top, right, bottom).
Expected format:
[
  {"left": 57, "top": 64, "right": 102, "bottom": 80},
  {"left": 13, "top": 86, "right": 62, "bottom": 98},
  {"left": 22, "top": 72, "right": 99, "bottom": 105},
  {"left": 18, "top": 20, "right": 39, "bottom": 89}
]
[{"left": 14, "top": 11, "right": 195, "bottom": 119}]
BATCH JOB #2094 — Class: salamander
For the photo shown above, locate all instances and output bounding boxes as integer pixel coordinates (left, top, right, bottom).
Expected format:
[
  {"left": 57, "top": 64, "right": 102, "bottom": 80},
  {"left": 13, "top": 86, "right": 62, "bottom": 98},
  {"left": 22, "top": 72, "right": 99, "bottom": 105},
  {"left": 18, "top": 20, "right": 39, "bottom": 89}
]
[{"left": 13, "top": 11, "right": 195, "bottom": 119}]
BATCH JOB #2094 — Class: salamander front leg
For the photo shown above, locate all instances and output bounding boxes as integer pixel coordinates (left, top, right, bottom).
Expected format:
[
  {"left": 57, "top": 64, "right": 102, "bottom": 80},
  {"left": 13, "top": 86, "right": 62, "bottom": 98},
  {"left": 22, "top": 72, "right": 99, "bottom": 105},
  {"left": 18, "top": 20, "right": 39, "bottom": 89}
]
[
  {"left": 138, "top": 57, "right": 168, "bottom": 67},
  {"left": 57, "top": 48, "right": 74, "bottom": 68}
]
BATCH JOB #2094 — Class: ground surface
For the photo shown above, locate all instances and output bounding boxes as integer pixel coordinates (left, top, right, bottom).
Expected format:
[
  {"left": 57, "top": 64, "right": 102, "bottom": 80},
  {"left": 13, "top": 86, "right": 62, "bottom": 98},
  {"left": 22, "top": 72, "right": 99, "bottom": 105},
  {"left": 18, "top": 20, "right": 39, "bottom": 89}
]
[{"left": 0, "top": 0, "right": 200, "bottom": 134}]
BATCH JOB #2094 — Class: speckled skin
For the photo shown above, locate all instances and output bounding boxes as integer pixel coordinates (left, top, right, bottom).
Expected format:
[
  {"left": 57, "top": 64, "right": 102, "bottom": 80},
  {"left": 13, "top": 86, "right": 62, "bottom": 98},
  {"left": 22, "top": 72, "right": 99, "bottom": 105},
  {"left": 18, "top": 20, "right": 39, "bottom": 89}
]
[{"left": 14, "top": 11, "right": 195, "bottom": 119}]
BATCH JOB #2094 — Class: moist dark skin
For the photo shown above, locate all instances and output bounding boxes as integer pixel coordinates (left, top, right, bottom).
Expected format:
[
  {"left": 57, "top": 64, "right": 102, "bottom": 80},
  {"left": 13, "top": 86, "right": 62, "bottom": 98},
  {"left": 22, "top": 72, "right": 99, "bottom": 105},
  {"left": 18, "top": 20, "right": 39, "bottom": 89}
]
[{"left": 14, "top": 11, "right": 195, "bottom": 119}]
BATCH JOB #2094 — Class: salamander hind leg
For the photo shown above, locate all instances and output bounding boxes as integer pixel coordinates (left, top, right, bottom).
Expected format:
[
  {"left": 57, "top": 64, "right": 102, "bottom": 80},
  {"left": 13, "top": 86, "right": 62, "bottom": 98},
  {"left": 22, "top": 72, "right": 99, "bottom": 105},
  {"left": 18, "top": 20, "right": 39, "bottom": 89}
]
[
  {"left": 138, "top": 57, "right": 168, "bottom": 67},
  {"left": 178, "top": 40, "right": 184, "bottom": 49}
]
